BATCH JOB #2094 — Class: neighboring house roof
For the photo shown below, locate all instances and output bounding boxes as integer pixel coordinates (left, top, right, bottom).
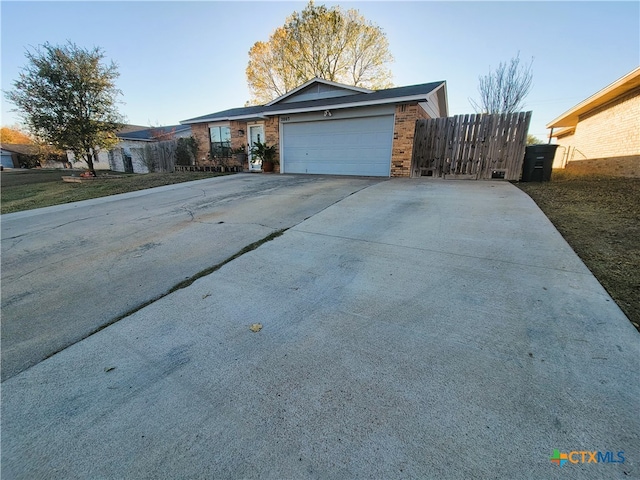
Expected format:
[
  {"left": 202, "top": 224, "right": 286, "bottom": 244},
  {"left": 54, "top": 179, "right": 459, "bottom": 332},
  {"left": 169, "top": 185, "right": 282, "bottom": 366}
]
[
  {"left": 547, "top": 66, "right": 640, "bottom": 130},
  {"left": 117, "top": 124, "right": 192, "bottom": 141},
  {"left": 181, "top": 79, "right": 448, "bottom": 124},
  {"left": 117, "top": 124, "right": 152, "bottom": 134},
  {"left": 0, "top": 143, "right": 42, "bottom": 155}
]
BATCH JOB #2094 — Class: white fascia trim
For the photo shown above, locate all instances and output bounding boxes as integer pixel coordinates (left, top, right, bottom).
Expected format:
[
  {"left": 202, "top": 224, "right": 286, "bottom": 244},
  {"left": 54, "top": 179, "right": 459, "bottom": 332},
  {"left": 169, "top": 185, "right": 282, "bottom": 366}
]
[
  {"left": 116, "top": 137, "right": 154, "bottom": 142},
  {"left": 434, "top": 83, "right": 449, "bottom": 117},
  {"left": 182, "top": 94, "right": 433, "bottom": 123},
  {"left": 267, "top": 94, "right": 431, "bottom": 116}
]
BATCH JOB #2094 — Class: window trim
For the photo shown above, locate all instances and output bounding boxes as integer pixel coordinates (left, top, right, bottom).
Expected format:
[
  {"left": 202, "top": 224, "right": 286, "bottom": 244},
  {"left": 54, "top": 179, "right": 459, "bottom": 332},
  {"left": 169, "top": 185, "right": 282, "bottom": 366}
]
[{"left": 209, "top": 125, "right": 231, "bottom": 159}]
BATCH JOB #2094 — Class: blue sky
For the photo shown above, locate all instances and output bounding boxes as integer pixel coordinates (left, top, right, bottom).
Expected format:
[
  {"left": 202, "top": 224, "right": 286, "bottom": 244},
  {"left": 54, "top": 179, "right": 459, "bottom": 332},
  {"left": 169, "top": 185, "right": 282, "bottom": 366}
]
[{"left": 1, "top": 1, "right": 639, "bottom": 140}]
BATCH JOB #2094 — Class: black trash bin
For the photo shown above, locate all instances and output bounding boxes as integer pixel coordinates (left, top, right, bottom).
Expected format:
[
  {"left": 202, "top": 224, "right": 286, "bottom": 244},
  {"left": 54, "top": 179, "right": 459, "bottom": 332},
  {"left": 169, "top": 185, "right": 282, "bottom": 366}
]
[{"left": 521, "top": 144, "right": 559, "bottom": 182}]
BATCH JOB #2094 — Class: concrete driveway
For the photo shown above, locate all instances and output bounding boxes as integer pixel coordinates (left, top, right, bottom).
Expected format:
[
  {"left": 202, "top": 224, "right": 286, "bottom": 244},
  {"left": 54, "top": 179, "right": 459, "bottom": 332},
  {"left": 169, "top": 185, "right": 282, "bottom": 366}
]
[
  {"left": 2, "top": 179, "right": 638, "bottom": 478},
  {"left": 1, "top": 174, "right": 382, "bottom": 381}
]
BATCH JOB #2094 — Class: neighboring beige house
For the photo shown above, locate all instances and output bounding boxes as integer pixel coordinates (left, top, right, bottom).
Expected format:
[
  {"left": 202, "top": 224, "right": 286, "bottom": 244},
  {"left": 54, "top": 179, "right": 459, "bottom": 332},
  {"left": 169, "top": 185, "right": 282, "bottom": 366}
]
[
  {"left": 107, "top": 125, "right": 192, "bottom": 173},
  {"left": 66, "top": 124, "right": 192, "bottom": 173},
  {"left": 547, "top": 66, "right": 640, "bottom": 176},
  {"left": 66, "top": 124, "right": 147, "bottom": 170},
  {"left": 1, "top": 143, "right": 68, "bottom": 169},
  {"left": 180, "top": 78, "right": 448, "bottom": 177},
  {"left": 1, "top": 144, "right": 39, "bottom": 168}
]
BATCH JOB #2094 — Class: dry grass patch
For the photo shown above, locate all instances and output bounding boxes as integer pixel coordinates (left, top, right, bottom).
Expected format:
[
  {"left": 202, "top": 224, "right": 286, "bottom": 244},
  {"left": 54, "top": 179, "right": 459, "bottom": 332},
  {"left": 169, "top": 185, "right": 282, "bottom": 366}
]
[
  {"left": 1, "top": 169, "right": 233, "bottom": 214},
  {"left": 515, "top": 170, "right": 639, "bottom": 331}
]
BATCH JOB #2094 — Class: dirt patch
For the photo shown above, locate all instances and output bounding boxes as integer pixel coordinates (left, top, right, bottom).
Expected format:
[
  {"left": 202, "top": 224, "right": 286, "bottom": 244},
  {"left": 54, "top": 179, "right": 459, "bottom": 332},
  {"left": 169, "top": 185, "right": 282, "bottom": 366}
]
[{"left": 515, "top": 170, "right": 640, "bottom": 332}]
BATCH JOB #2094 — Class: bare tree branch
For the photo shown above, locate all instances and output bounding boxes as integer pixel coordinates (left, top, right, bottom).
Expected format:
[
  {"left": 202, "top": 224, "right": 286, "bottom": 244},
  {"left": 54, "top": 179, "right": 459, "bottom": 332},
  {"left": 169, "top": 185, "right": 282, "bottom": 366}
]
[{"left": 469, "top": 52, "right": 533, "bottom": 114}]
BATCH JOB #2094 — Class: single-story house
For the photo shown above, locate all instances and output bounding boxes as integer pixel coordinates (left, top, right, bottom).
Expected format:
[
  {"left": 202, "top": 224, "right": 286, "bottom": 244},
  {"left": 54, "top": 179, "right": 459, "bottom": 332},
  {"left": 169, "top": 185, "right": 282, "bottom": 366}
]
[
  {"left": 66, "top": 124, "right": 147, "bottom": 170},
  {"left": 1, "top": 146, "right": 21, "bottom": 168},
  {"left": 547, "top": 66, "right": 640, "bottom": 176},
  {"left": 107, "top": 124, "right": 192, "bottom": 173},
  {"left": 66, "top": 124, "right": 192, "bottom": 173},
  {"left": 180, "top": 78, "right": 448, "bottom": 177},
  {"left": 1, "top": 143, "right": 68, "bottom": 169}
]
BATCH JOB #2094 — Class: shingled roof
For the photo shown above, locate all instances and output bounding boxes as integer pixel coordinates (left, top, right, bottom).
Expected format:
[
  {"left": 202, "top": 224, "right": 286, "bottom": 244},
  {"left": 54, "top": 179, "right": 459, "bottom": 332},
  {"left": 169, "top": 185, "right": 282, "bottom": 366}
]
[
  {"left": 181, "top": 80, "right": 447, "bottom": 124},
  {"left": 117, "top": 124, "right": 191, "bottom": 141},
  {"left": 0, "top": 143, "right": 42, "bottom": 156}
]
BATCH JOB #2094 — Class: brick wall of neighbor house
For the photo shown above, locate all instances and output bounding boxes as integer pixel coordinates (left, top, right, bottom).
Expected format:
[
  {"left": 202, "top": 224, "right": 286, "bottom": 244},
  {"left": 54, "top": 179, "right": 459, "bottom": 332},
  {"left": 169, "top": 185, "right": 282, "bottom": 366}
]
[
  {"left": 568, "top": 87, "right": 640, "bottom": 160},
  {"left": 565, "top": 155, "right": 640, "bottom": 177},
  {"left": 551, "top": 131, "right": 574, "bottom": 168},
  {"left": 391, "top": 103, "right": 430, "bottom": 177}
]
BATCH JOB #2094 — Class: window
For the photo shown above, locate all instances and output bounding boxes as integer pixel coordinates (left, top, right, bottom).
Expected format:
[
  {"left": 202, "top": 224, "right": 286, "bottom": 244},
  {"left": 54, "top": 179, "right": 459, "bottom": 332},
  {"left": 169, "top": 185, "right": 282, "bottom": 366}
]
[{"left": 209, "top": 126, "right": 231, "bottom": 158}]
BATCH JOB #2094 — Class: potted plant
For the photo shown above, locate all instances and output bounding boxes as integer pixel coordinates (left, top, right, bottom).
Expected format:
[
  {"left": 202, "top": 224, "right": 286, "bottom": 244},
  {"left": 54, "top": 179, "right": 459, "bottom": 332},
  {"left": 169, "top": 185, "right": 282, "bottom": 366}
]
[{"left": 250, "top": 141, "right": 278, "bottom": 172}]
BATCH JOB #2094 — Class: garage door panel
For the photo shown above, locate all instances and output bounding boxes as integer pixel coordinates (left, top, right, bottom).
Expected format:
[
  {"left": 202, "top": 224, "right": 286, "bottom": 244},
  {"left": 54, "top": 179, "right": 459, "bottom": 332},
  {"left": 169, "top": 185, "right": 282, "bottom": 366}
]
[
  {"left": 282, "top": 116, "right": 394, "bottom": 176},
  {"left": 286, "top": 131, "right": 389, "bottom": 148}
]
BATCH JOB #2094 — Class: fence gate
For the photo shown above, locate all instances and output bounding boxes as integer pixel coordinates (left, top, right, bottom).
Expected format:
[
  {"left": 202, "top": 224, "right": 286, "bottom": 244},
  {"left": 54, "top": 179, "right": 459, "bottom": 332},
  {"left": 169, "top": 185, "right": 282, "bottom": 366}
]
[{"left": 411, "top": 111, "right": 531, "bottom": 180}]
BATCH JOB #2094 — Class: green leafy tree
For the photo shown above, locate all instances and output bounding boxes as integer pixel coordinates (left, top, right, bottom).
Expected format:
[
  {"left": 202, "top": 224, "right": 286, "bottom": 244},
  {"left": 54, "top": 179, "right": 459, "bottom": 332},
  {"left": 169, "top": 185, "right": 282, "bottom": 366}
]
[
  {"left": 5, "top": 42, "right": 124, "bottom": 175},
  {"left": 246, "top": 1, "right": 393, "bottom": 104},
  {"left": 469, "top": 52, "right": 534, "bottom": 114},
  {"left": 527, "top": 134, "right": 544, "bottom": 145}
]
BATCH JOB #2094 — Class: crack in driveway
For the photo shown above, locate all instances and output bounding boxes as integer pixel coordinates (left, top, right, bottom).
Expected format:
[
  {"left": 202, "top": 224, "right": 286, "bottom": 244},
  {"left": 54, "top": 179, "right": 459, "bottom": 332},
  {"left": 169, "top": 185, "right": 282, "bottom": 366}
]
[
  {"left": 34, "top": 228, "right": 289, "bottom": 369},
  {"left": 2, "top": 178, "right": 382, "bottom": 381}
]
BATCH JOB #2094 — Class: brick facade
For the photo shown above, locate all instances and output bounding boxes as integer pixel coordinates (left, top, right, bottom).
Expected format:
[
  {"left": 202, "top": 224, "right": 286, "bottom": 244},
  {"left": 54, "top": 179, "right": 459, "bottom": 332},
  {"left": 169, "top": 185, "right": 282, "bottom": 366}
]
[
  {"left": 189, "top": 102, "right": 429, "bottom": 176},
  {"left": 228, "top": 120, "right": 248, "bottom": 169},
  {"left": 190, "top": 123, "right": 211, "bottom": 165},
  {"left": 565, "top": 155, "right": 640, "bottom": 178},
  {"left": 264, "top": 117, "right": 280, "bottom": 173},
  {"left": 229, "top": 121, "right": 246, "bottom": 153},
  {"left": 554, "top": 87, "right": 640, "bottom": 174},
  {"left": 264, "top": 118, "right": 280, "bottom": 156},
  {"left": 190, "top": 121, "right": 253, "bottom": 169},
  {"left": 390, "top": 103, "right": 430, "bottom": 177}
]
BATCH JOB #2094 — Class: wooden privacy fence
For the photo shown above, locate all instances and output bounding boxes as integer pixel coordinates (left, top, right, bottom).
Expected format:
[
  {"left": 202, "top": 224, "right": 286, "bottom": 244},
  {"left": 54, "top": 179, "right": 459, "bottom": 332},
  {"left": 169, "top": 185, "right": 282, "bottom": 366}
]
[{"left": 411, "top": 111, "right": 531, "bottom": 180}]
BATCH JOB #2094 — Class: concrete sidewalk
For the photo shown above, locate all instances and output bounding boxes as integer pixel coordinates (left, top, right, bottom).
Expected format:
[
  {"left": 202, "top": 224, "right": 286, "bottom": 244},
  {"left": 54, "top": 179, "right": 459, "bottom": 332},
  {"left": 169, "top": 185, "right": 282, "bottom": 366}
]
[{"left": 2, "top": 179, "right": 638, "bottom": 479}]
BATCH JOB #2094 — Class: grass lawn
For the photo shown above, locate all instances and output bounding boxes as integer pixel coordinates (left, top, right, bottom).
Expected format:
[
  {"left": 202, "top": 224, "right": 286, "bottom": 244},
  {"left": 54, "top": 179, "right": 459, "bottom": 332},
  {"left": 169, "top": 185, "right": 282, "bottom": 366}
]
[
  {"left": 515, "top": 170, "right": 639, "bottom": 332},
  {"left": 1, "top": 169, "right": 233, "bottom": 214}
]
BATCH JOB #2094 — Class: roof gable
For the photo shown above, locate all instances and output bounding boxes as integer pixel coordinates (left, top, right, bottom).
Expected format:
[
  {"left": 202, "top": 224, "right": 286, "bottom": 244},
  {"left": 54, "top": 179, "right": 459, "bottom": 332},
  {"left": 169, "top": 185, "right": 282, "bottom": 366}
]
[
  {"left": 266, "top": 81, "right": 447, "bottom": 114},
  {"left": 266, "top": 78, "right": 372, "bottom": 106}
]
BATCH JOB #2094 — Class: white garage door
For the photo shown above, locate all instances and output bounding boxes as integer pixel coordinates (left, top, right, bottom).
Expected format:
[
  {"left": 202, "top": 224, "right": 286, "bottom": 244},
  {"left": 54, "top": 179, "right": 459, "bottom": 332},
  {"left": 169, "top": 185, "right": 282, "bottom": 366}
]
[{"left": 282, "top": 115, "right": 394, "bottom": 176}]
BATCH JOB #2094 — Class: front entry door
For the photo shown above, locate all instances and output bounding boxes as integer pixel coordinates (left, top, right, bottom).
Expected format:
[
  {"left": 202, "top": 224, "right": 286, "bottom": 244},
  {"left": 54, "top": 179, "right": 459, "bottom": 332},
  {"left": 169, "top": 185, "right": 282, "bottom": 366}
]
[{"left": 248, "top": 124, "right": 264, "bottom": 172}]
